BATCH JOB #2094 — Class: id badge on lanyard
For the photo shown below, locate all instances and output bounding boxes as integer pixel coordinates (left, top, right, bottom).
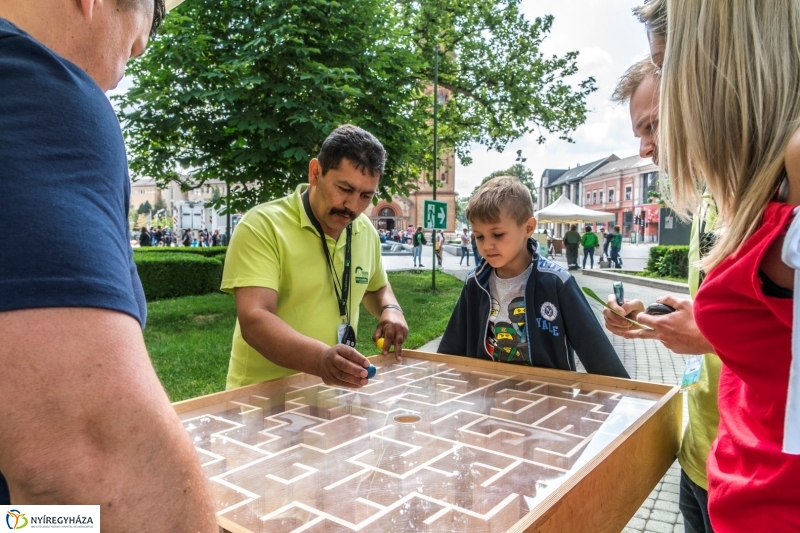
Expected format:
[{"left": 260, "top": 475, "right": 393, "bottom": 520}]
[
  {"left": 303, "top": 191, "right": 356, "bottom": 347},
  {"left": 337, "top": 323, "right": 357, "bottom": 347}
]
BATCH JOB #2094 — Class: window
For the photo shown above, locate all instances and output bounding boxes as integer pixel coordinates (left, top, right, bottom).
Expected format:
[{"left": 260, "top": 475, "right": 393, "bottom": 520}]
[
  {"left": 599, "top": 191, "right": 604, "bottom": 204},
  {"left": 379, "top": 207, "right": 395, "bottom": 217},
  {"left": 640, "top": 171, "right": 659, "bottom": 204},
  {"left": 625, "top": 186, "right": 632, "bottom": 201},
  {"left": 608, "top": 189, "right": 615, "bottom": 202},
  {"left": 586, "top": 193, "right": 591, "bottom": 205},
  {"left": 592, "top": 191, "right": 597, "bottom": 204}
]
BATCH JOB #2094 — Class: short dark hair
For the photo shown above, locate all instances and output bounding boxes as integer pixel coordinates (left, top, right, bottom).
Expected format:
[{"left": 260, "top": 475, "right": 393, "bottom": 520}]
[
  {"left": 318, "top": 124, "right": 386, "bottom": 180},
  {"left": 118, "top": 0, "right": 166, "bottom": 38}
]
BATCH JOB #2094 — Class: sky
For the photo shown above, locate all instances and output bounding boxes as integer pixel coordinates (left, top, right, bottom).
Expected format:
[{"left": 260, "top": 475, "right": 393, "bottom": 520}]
[
  {"left": 112, "top": 0, "right": 652, "bottom": 196},
  {"left": 454, "top": 0, "right": 652, "bottom": 196}
]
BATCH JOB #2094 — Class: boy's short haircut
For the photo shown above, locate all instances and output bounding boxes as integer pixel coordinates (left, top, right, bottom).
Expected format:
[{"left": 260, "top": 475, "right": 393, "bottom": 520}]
[
  {"left": 614, "top": 225, "right": 621, "bottom": 232},
  {"left": 466, "top": 176, "right": 533, "bottom": 226}
]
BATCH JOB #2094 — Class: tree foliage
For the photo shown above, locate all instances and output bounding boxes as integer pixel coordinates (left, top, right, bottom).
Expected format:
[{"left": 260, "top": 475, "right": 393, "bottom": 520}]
[
  {"left": 473, "top": 163, "right": 537, "bottom": 203},
  {"left": 137, "top": 200, "right": 153, "bottom": 215},
  {"left": 153, "top": 195, "right": 167, "bottom": 213},
  {"left": 118, "top": 0, "right": 594, "bottom": 210}
]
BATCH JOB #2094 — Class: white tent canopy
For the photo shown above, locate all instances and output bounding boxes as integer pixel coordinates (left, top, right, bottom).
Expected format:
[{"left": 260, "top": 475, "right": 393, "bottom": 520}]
[{"left": 535, "top": 194, "right": 616, "bottom": 224}]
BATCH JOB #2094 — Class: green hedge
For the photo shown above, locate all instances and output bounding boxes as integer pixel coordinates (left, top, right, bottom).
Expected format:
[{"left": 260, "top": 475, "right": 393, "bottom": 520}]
[
  {"left": 134, "top": 253, "right": 224, "bottom": 301},
  {"left": 645, "top": 245, "right": 690, "bottom": 280},
  {"left": 134, "top": 246, "right": 227, "bottom": 259}
]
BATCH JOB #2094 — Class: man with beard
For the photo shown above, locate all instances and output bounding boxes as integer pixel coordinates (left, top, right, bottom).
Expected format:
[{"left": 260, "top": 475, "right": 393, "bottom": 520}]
[{"left": 222, "top": 125, "right": 408, "bottom": 389}]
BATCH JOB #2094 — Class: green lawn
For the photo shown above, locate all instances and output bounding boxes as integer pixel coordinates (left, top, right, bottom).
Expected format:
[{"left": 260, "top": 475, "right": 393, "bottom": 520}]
[{"left": 145, "top": 270, "right": 464, "bottom": 401}]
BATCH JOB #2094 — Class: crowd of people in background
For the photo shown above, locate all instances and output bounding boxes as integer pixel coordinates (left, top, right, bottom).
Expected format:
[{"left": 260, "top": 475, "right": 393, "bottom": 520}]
[{"left": 135, "top": 226, "right": 226, "bottom": 247}]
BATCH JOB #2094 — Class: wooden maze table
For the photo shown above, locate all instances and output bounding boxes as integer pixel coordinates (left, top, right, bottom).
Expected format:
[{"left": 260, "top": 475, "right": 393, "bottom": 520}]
[{"left": 173, "top": 351, "right": 681, "bottom": 533}]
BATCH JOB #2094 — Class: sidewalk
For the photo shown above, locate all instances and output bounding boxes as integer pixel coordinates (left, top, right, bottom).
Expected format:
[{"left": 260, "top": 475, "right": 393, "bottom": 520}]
[{"left": 385, "top": 251, "right": 690, "bottom": 533}]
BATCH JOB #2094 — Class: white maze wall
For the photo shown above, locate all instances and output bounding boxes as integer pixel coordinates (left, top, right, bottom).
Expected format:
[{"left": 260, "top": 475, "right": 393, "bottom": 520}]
[{"left": 181, "top": 359, "right": 654, "bottom": 533}]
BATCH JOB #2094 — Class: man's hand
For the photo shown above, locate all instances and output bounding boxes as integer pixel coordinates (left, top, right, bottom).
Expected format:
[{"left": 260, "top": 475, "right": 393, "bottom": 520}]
[
  {"left": 373, "top": 308, "right": 408, "bottom": 361},
  {"left": 604, "top": 294, "right": 715, "bottom": 355},
  {"left": 316, "top": 344, "right": 370, "bottom": 388}
]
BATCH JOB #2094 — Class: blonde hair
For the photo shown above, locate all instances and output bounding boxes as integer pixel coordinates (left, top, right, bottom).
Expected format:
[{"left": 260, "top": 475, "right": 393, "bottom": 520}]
[
  {"left": 660, "top": 0, "right": 800, "bottom": 270},
  {"left": 467, "top": 176, "right": 533, "bottom": 225},
  {"left": 634, "top": 0, "right": 667, "bottom": 39},
  {"left": 611, "top": 57, "right": 659, "bottom": 105}
]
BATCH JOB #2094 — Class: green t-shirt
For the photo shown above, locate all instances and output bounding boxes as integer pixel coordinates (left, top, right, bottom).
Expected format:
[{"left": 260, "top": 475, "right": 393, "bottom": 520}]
[
  {"left": 678, "top": 194, "right": 721, "bottom": 490},
  {"left": 221, "top": 184, "right": 388, "bottom": 389},
  {"left": 610, "top": 232, "right": 623, "bottom": 248}
]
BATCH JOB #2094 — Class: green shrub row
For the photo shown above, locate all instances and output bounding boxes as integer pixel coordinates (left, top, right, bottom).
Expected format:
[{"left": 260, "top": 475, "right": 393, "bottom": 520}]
[
  {"left": 134, "top": 253, "right": 224, "bottom": 301},
  {"left": 134, "top": 246, "right": 227, "bottom": 259},
  {"left": 645, "top": 245, "right": 690, "bottom": 280}
]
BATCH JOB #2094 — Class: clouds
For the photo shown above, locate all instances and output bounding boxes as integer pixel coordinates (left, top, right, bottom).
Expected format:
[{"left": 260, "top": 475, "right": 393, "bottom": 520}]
[{"left": 454, "top": 0, "right": 652, "bottom": 197}]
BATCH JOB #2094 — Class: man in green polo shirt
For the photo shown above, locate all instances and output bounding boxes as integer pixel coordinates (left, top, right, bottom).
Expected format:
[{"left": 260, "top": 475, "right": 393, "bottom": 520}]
[{"left": 221, "top": 125, "right": 408, "bottom": 389}]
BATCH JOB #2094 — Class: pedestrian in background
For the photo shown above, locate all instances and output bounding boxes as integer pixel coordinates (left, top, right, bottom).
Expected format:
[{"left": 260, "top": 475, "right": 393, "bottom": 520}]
[
  {"left": 564, "top": 224, "right": 581, "bottom": 270},
  {"left": 471, "top": 230, "right": 482, "bottom": 267},
  {"left": 412, "top": 226, "right": 425, "bottom": 267},
  {"left": 435, "top": 230, "right": 444, "bottom": 267},
  {"left": 610, "top": 225, "right": 623, "bottom": 268},
  {"left": 139, "top": 226, "right": 152, "bottom": 247},
  {"left": 581, "top": 225, "right": 598, "bottom": 269},
  {"left": 459, "top": 227, "right": 470, "bottom": 266}
]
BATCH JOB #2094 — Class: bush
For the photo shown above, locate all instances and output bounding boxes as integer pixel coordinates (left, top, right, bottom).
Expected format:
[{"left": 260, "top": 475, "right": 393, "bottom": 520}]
[
  {"left": 645, "top": 246, "right": 690, "bottom": 280},
  {"left": 135, "top": 246, "right": 227, "bottom": 259},
  {"left": 134, "top": 253, "right": 224, "bottom": 301}
]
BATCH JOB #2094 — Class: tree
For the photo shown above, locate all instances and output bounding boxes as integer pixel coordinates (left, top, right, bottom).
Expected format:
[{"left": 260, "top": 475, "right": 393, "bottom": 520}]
[
  {"left": 399, "top": 0, "right": 596, "bottom": 166},
  {"left": 455, "top": 193, "right": 470, "bottom": 228},
  {"left": 472, "top": 163, "right": 537, "bottom": 204},
  {"left": 118, "top": 0, "right": 593, "bottom": 210},
  {"left": 137, "top": 200, "right": 152, "bottom": 215},
  {"left": 153, "top": 195, "right": 167, "bottom": 214},
  {"left": 119, "top": 0, "right": 428, "bottom": 211}
]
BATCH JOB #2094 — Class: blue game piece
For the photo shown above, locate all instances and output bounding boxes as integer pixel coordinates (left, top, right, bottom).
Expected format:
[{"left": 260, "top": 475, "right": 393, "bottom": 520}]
[{"left": 367, "top": 364, "right": 377, "bottom": 379}]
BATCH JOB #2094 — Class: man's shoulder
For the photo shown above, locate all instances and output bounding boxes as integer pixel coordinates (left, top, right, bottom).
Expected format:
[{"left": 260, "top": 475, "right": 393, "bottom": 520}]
[{"left": 244, "top": 195, "right": 299, "bottom": 226}]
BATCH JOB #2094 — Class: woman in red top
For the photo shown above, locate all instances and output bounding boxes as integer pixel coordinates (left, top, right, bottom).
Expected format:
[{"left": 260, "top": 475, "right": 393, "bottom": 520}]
[{"left": 660, "top": 1, "right": 800, "bottom": 531}]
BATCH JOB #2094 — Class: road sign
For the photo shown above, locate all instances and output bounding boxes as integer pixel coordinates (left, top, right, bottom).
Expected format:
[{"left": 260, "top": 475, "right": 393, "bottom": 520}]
[{"left": 423, "top": 200, "right": 448, "bottom": 230}]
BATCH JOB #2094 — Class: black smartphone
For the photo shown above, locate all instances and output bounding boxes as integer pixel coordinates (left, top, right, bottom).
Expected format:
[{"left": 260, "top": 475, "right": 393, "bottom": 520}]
[
  {"left": 613, "top": 282, "right": 624, "bottom": 306},
  {"left": 645, "top": 303, "right": 676, "bottom": 315}
]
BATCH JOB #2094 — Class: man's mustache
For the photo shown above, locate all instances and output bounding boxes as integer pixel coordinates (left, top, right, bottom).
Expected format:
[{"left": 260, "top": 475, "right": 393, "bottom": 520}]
[{"left": 329, "top": 207, "right": 357, "bottom": 221}]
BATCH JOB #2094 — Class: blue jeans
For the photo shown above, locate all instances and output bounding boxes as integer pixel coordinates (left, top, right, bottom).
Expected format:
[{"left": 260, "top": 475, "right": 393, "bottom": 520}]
[
  {"left": 460, "top": 246, "right": 470, "bottom": 264},
  {"left": 610, "top": 246, "right": 621, "bottom": 268},
  {"left": 472, "top": 245, "right": 482, "bottom": 267},
  {"left": 680, "top": 470, "right": 714, "bottom": 533},
  {"left": 582, "top": 247, "right": 595, "bottom": 268},
  {"left": 412, "top": 245, "right": 423, "bottom": 266}
]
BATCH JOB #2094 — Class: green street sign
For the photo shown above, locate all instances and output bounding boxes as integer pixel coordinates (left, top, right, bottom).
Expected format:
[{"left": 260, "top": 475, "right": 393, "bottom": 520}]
[{"left": 423, "top": 199, "right": 448, "bottom": 230}]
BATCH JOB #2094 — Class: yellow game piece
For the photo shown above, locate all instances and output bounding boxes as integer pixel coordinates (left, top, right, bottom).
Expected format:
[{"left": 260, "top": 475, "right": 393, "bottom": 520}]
[{"left": 375, "top": 337, "right": 385, "bottom": 350}]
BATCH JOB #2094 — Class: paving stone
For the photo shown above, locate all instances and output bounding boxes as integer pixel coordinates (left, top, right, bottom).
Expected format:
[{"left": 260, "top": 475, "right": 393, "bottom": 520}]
[
  {"left": 650, "top": 510, "right": 679, "bottom": 523},
  {"left": 654, "top": 499, "right": 680, "bottom": 513},
  {"left": 627, "top": 517, "right": 647, "bottom": 530},
  {"left": 645, "top": 520, "right": 676, "bottom": 533},
  {"left": 673, "top": 524, "right": 685, "bottom": 533},
  {"left": 635, "top": 508, "right": 651, "bottom": 520},
  {"left": 661, "top": 482, "right": 681, "bottom": 494},
  {"left": 640, "top": 497, "right": 656, "bottom": 510},
  {"left": 659, "top": 490, "right": 681, "bottom": 504}
]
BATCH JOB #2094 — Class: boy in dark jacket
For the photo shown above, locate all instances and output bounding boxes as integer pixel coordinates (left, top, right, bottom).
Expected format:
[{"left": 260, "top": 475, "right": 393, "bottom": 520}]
[{"left": 438, "top": 176, "right": 629, "bottom": 378}]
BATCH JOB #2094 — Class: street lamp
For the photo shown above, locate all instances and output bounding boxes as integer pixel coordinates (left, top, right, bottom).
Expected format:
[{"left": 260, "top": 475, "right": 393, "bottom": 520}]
[{"left": 515, "top": 149, "right": 527, "bottom": 164}]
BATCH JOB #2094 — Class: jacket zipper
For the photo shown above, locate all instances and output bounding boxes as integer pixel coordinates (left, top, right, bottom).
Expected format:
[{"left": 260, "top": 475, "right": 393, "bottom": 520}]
[{"left": 476, "top": 273, "right": 496, "bottom": 361}]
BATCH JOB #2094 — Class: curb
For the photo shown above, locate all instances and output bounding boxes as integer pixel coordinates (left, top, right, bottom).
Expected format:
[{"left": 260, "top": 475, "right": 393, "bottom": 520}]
[{"left": 580, "top": 269, "right": 690, "bottom": 295}]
